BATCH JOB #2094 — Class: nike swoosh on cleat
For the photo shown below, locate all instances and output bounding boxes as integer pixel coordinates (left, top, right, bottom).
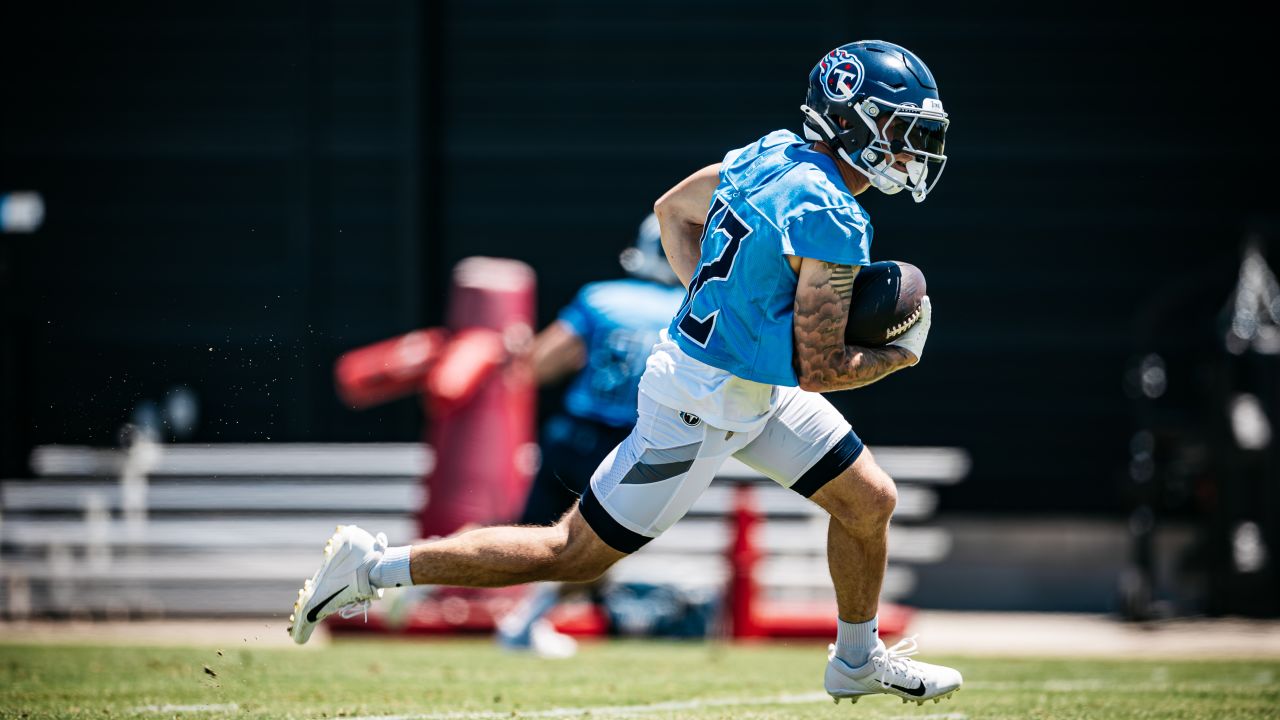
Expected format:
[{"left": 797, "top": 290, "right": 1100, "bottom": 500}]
[
  {"left": 889, "top": 682, "right": 927, "bottom": 697},
  {"left": 306, "top": 585, "right": 349, "bottom": 623}
]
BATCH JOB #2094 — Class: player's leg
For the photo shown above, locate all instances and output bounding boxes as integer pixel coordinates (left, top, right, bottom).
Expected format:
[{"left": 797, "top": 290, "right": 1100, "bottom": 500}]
[
  {"left": 290, "top": 436, "right": 622, "bottom": 646},
  {"left": 810, "top": 450, "right": 894, "bottom": 626},
  {"left": 814, "top": 454, "right": 960, "bottom": 704},
  {"left": 732, "top": 386, "right": 961, "bottom": 704},
  {"left": 289, "top": 396, "right": 743, "bottom": 644},
  {"left": 290, "top": 425, "right": 629, "bottom": 645},
  {"left": 404, "top": 504, "right": 623, "bottom": 586},
  {"left": 288, "top": 504, "right": 622, "bottom": 644},
  {"left": 402, "top": 394, "right": 727, "bottom": 587},
  {"left": 732, "top": 386, "right": 878, "bottom": 612}
]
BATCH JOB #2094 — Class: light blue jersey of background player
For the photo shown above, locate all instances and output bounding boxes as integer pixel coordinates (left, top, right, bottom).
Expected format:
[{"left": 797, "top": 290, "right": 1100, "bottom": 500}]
[
  {"left": 671, "top": 129, "right": 873, "bottom": 386},
  {"left": 558, "top": 277, "right": 687, "bottom": 428}
]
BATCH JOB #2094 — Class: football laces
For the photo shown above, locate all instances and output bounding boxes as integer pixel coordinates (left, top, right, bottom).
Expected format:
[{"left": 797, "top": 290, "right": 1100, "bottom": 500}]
[{"left": 884, "top": 305, "right": 922, "bottom": 340}]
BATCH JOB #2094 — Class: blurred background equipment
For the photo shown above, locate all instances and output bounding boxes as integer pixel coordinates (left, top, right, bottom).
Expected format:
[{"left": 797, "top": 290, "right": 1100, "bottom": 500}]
[
  {"left": 1204, "top": 240, "right": 1278, "bottom": 615},
  {"left": 336, "top": 256, "right": 537, "bottom": 537},
  {"left": 2, "top": 442, "right": 429, "bottom": 618},
  {"left": 1120, "top": 237, "right": 1280, "bottom": 621}
]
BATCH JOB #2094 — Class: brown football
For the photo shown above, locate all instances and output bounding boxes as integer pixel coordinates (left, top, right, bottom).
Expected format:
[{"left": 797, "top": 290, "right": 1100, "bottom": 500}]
[{"left": 843, "top": 260, "right": 927, "bottom": 347}]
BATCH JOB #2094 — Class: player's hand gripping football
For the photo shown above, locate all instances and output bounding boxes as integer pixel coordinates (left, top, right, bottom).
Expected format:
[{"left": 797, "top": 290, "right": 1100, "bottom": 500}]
[{"left": 888, "top": 295, "right": 931, "bottom": 365}]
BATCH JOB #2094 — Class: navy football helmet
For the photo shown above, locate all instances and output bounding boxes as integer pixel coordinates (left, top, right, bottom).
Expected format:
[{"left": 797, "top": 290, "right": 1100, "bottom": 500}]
[
  {"left": 800, "top": 40, "right": 949, "bottom": 202},
  {"left": 619, "top": 213, "right": 680, "bottom": 286}
]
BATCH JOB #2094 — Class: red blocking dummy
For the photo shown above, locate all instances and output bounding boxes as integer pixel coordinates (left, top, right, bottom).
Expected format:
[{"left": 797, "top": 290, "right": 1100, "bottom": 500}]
[
  {"left": 419, "top": 257, "right": 537, "bottom": 538},
  {"left": 334, "top": 329, "right": 450, "bottom": 409}
]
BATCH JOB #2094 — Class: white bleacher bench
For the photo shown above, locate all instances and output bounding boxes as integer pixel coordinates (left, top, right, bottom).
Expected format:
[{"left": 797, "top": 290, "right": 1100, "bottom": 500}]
[{"left": 0, "top": 443, "right": 968, "bottom": 617}]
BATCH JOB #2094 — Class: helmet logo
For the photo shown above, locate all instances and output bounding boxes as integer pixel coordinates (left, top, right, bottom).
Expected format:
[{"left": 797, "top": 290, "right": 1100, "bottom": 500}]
[{"left": 820, "top": 48, "right": 864, "bottom": 102}]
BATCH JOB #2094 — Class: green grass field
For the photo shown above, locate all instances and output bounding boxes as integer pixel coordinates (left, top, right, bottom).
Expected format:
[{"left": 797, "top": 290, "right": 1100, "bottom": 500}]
[{"left": 2, "top": 638, "right": 1277, "bottom": 720}]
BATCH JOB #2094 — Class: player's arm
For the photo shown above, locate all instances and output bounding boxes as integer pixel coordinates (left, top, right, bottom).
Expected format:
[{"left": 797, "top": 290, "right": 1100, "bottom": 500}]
[
  {"left": 653, "top": 163, "right": 721, "bottom": 288},
  {"left": 528, "top": 320, "right": 587, "bottom": 386},
  {"left": 792, "top": 256, "right": 917, "bottom": 393}
]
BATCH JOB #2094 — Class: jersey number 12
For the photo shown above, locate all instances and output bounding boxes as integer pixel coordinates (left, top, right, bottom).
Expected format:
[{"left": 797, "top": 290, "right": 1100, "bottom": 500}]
[{"left": 676, "top": 196, "right": 752, "bottom": 348}]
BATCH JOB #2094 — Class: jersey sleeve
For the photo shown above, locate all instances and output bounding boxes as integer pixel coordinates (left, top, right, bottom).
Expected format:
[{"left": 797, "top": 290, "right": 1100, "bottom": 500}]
[
  {"left": 782, "top": 207, "right": 873, "bottom": 267},
  {"left": 555, "top": 285, "right": 597, "bottom": 338}
]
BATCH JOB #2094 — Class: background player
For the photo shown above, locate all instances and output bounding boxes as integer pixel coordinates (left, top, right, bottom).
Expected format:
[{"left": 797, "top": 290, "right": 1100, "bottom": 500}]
[
  {"left": 495, "top": 213, "right": 685, "bottom": 657},
  {"left": 291, "top": 40, "right": 962, "bottom": 706}
]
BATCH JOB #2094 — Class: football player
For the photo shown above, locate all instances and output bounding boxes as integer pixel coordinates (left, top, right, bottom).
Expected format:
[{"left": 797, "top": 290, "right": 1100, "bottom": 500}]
[
  {"left": 495, "top": 213, "right": 685, "bottom": 658},
  {"left": 290, "top": 40, "right": 961, "bottom": 706}
]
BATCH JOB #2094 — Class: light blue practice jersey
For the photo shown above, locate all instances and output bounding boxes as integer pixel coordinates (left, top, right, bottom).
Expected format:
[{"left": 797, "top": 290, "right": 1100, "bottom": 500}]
[
  {"left": 558, "top": 278, "right": 687, "bottom": 427},
  {"left": 669, "top": 130, "right": 873, "bottom": 386}
]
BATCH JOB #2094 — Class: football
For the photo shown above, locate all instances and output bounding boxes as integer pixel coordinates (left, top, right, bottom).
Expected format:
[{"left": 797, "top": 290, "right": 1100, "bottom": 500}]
[{"left": 844, "top": 260, "right": 927, "bottom": 347}]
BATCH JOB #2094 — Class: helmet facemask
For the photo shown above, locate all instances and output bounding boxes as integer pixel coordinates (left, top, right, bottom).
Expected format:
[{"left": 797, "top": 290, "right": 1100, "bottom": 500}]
[
  {"left": 803, "top": 98, "right": 948, "bottom": 203},
  {"left": 845, "top": 99, "right": 948, "bottom": 203}
]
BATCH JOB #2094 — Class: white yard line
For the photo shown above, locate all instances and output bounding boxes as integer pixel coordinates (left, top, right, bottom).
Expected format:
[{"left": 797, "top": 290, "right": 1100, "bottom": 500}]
[{"left": 133, "top": 703, "right": 240, "bottom": 713}]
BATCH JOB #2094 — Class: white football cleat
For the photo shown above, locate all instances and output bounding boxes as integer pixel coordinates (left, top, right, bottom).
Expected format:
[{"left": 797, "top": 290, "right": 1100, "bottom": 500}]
[
  {"left": 288, "top": 525, "right": 387, "bottom": 645},
  {"left": 825, "top": 636, "right": 962, "bottom": 706}
]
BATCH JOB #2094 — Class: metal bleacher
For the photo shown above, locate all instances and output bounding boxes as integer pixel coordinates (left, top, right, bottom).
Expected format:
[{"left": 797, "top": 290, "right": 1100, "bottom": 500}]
[{"left": 0, "top": 442, "right": 968, "bottom": 618}]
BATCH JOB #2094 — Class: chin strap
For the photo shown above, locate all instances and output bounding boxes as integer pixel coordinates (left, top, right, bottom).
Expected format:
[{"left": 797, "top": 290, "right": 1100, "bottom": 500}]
[
  {"left": 802, "top": 103, "right": 933, "bottom": 202},
  {"left": 835, "top": 146, "right": 903, "bottom": 196}
]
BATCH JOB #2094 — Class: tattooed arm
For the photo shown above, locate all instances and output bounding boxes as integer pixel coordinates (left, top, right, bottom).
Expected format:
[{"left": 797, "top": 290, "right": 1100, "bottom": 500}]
[
  {"left": 792, "top": 256, "right": 917, "bottom": 393},
  {"left": 654, "top": 164, "right": 722, "bottom": 288}
]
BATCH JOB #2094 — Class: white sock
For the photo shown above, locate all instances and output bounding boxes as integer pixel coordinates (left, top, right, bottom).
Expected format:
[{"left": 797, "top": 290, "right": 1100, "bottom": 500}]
[
  {"left": 835, "top": 615, "right": 879, "bottom": 668},
  {"left": 369, "top": 546, "right": 413, "bottom": 589}
]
